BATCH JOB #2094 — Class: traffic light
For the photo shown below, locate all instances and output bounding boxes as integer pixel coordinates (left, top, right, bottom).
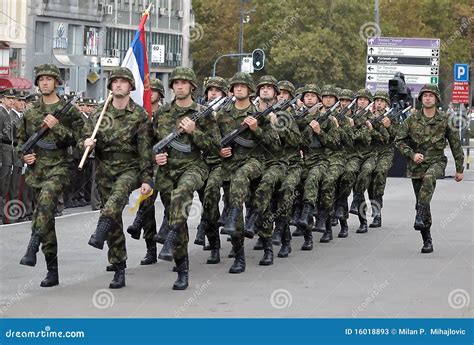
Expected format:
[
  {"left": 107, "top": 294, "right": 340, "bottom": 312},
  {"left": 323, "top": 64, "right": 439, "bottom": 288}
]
[{"left": 252, "top": 48, "right": 265, "bottom": 71}]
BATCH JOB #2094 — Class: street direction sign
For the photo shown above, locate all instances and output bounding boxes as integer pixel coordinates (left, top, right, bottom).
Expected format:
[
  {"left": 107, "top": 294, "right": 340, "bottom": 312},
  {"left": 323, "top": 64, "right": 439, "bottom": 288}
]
[{"left": 366, "top": 37, "right": 440, "bottom": 96}]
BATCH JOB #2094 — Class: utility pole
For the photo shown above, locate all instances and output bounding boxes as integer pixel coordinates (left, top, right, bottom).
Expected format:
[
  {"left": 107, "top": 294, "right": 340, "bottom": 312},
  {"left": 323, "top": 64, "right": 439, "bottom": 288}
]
[
  {"left": 238, "top": 0, "right": 244, "bottom": 71},
  {"left": 374, "top": 0, "right": 380, "bottom": 34}
]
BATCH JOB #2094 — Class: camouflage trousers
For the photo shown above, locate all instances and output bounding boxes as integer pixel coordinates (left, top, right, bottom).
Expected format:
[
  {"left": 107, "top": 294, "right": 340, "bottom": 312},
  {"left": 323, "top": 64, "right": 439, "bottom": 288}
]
[
  {"left": 338, "top": 155, "right": 363, "bottom": 199},
  {"left": 198, "top": 163, "right": 223, "bottom": 225},
  {"left": 302, "top": 160, "right": 328, "bottom": 205},
  {"left": 320, "top": 162, "right": 345, "bottom": 212},
  {"left": 225, "top": 158, "right": 263, "bottom": 244},
  {"left": 30, "top": 176, "right": 69, "bottom": 258},
  {"left": 156, "top": 164, "right": 208, "bottom": 259},
  {"left": 278, "top": 163, "right": 303, "bottom": 218},
  {"left": 411, "top": 160, "right": 445, "bottom": 205},
  {"left": 97, "top": 167, "right": 140, "bottom": 264},
  {"left": 353, "top": 155, "right": 377, "bottom": 194},
  {"left": 368, "top": 147, "right": 394, "bottom": 199}
]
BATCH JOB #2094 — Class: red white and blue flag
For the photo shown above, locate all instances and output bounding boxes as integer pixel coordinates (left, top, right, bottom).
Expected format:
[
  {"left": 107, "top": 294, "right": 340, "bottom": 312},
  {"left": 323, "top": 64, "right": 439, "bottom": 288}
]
[{"left": 122, "top": 8, "right": 152, "bottom": 116}]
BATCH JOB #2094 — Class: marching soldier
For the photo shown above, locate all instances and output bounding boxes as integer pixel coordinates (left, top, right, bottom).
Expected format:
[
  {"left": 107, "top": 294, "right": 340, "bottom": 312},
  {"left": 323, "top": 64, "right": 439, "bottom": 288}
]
[
  {"left": 127, "top": 78, "right": 166, "bottom": 267},
  {"left": 153, "top": 67, "right": 220, "bottom": 289},
  {"left": 395, "top": 84, "right": 464, "bottom": 253},
  {"left": 217, "top": 72, "right": 279, "bottom": 273},
  {"left": 83, "top": 67, "right": 153, "bottom": 289},
  {"left": 18, "top": 64, "right": 83, "bottom": 287},
  {"left": 194, "top": 76, "right": 230, "bottom": 265}
]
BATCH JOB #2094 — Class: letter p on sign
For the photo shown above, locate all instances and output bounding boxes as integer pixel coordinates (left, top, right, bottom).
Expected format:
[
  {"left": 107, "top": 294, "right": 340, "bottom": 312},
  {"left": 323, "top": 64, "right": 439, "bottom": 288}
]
[{"left": 454, "top": 64, "right": 469, "bottom": 82}]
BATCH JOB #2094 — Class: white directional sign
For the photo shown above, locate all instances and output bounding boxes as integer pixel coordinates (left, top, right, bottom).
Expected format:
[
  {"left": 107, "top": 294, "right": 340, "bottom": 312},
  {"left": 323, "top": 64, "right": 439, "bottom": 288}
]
[{"left": 366, "top": 37, "right": 440, "bottom": 96}]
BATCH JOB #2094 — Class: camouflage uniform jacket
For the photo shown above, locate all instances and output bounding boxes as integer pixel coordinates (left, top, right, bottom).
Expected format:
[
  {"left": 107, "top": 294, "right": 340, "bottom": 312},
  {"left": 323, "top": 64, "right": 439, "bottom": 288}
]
[{"left": 17, "top": 97, "right": 83, "bottom": 188}]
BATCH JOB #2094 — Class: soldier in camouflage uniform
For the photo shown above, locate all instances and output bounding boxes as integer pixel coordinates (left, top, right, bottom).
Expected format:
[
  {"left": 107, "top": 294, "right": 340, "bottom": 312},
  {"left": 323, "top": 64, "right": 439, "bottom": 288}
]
[
  {"left": 83, "top": 67, "right": 153, "bottom": 289},
  {"left": 274, "top": 80, "right": 302, "bottom": 257},
  {"left": 217, "top": 72, "right": 279, "bottom": 274},
  {"left": 351, "top": 91, "right": 390, "bottom": 232},
  {"left": 297, "top": 84, "right": 340, "bottom": 250},
  {"left": 126, "top": 78, "right": 166, "bottom": 267},
  {"left": 194, "top": 76, "right": 230, "bottom": 265},
  {"left": 245, "top": 76, "right": 301, "bottom": 266},
  {"left": 154, "top": 66, "right": 220, "bottom": 289},
  {"left": 337, "top": 88, "right": 374, "bottom": 233},
  {"left": 395, "top": 84, "right": 464, "bottom": 253},
  {"left": 368, "top": 91, "right": 398, "bottom": 228},
  {"left": 18, "top": 64, "right": 83, "bottom": 287}
]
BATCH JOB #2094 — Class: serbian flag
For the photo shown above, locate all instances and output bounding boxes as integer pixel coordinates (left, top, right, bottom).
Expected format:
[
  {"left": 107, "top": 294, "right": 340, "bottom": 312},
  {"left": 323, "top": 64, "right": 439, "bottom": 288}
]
[{"left": 122, "top": 6, "right": 152, "bottom": 117}]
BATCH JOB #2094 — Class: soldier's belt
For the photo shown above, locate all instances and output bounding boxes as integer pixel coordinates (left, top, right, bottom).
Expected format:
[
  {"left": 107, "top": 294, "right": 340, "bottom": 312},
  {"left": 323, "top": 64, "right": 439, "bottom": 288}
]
[
  {"left": 97, "top": 152, "right": 135, "bottom": 161},
  {"left": 36, "top": 148, "right": 68, "bottom": 157},
  {"left": 422, "top": 149, "right": 444, "bottom": 157},
  {"left": 2, "top": 139, "right": 18, "bottom": 146}
]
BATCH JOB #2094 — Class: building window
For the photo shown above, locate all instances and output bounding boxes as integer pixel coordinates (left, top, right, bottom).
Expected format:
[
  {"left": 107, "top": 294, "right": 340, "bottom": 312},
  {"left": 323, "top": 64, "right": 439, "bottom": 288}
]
[
  {"left": 35, "top": 21, "right": 46, "bottom": 53},
  {"left": 84, "top": 27, "right": 99, "bottom": 56},
  {"left": 68, "top": 24, "right": 81, "bottom": 55}
]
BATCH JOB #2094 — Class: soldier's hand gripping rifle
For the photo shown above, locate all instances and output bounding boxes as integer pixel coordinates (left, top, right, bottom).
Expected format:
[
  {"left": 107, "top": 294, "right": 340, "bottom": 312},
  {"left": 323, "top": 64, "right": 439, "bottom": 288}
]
[
  {"left": 351, "top": 101, "right": 375, "bottom": 124},
  {"left": 293, "top": 102, "right": 323, "bottom": 120},
  {"left": 335, "top": 98, "right": 357, "bottom": 123},
  {"left": 313, "top": 101, "right": 341, "bottom": 123},
  {"left": 153, "top": 96, "right": 229, "bottom": 154},
  {"left": 21, "top": 94, "right": 81, "bottom": 155},
  {"left": 220, "top": 94, "right": 300, "bottom": 147},
  {"left": 370, "top": 105, "right": 412, "bottom": 125}
]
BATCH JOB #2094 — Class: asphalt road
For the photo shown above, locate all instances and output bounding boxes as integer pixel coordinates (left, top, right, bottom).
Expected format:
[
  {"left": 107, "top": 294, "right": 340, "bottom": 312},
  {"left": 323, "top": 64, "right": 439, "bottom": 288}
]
[{"left": 1, "top": 177, "right": 472, "bottom": 318}]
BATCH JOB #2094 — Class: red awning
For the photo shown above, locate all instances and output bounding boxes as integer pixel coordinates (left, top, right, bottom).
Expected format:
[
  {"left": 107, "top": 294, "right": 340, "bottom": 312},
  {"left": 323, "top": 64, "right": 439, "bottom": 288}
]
[{"left": 0, "top": 76, "right": 33, "bottom": 90}]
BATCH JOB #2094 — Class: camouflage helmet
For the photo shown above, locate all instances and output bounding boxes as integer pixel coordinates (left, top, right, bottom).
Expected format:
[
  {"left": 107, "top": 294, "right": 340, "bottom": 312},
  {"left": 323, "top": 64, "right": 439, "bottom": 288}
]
[
  {"left": 278, "top": 80, "right": 295, "bottom": 98},
  {"left": 295, "top": 86, "right": 305, "bottom": 95},
  {"left": 150, "top": 78, "right": 165, "bottom": 98},
  {"left": 107, "top": 67, "right": 136, "bottom": 91},
  {"left": 204, "top": 76, "right": 229, "bottom": 96},
  {"left": 168, "top": 66, "right": 198, "bottom": 89},
  {"left": 229, "top": 72, "right": 255, "bottom": 93},
  {"left": 418, "top": 83, "right": 441, "bottom": 103},
  {"left": 34, "top": 63, "right": 62, "bottom": 86},
  {"left": 338, "top": 89, "right": 354, "bottom": 101},
  {"left": 256, "top": 75, "right": 280, "bottom": 96},
  {"left": 320, "top": 84, "right": 339, "bottom": 99},
  {"left": 301, "top": 84, "right": 321, "bottom": 100},
  {"left": 373, "top": 90, "right": 391, "bottom": 105},
  {"left": 355, "top": 88, "right": 373, "bottom": 102}
]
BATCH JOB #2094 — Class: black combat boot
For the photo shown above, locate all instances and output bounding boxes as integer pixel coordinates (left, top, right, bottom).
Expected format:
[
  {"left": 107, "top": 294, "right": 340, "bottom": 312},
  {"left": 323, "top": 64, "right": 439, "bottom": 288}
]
[
  {"left": 356, "top": 213, "right": 368, "bottom": 234},
  {"left": 194, "top": 219, "right": 208, "bottom": 246},
  {"left": 109, "top": 262, "right": 126, "bottom": 289},
  {"left": 349, "top": 193, "right": 364, "bottom": 215},
  {"left": 292, "top": 226, "right": 304, "bottom": 237},
  {"left": 272, "top": 216, "right": 286, "bottom": 246},
  {"left": 301, "top": 229, "right": 313, "bottom": 251},
  {"left": 206, "top": 233, "right": 221, "bottom": 264},
  {"left": 222, "top": 207, "right": 240, "bottom": 237},
  {"left": 259, "top": 237, "right": 274, "bottom": 266},
  {"left": 229, "top": 245, "right": 246, "bottom": 274},
  {"left": 369, "top": 196, "right": 382, "bottom": 228},
  {"left": 40, "top": 255, "right": 59, "bottom": 287},
  {"left": 253, "top": 237, "right": 264, "bottom": 250},
  {"left": 320, "top": 217, "right": 333, "bottom": 243},
  {"left": 297, "top": 202, "right": 315, "bottom": 230},
  {"left": 289, "top": 205, "right": 301, "bottom": 226},
  {"left": 414, "top": 203, "right": 430, "bottom": 231},
  {"left": 244, "top": 209, "right": 260, "bottom": 239},
  {"left": 338, "top": 219, "right": 349, "bottom": 238},
  {"left": 88, "top": 217, "right": 115, "bottom": 250},
  {"left": 127, "top": 205, "right": 145, "bottom": 240},
  {"left": 315, "top": 209, "right": 329, "bottom": 233},
  {"left": 420, "top": 229, "right": 433, "bottom": 253},
  {"left": 158, "top": 224, "right": 181, "bottom": 261},
  {"left": 140, "top": 239, "right": 157, "bottom": 265},
  {"left": 228, "top": 247, "right": 235, "bottom": 258},
  {"left": 334, "top": 197, "right": 347, "bottom": 220},
  {"left": 331, "top": 216, "right": 338, "bottom": 226},
  {"left": 278, "top": 225, "right": 292, "bottom": 258},
  {"left": 173, "top": 256, "right": 189, "bottom": 290},
  {"left": 20, "top": 231, "right": 41, "bottom": 266},
  {"left": 153, "top": 215, "right": 169, "bottom": 244}
]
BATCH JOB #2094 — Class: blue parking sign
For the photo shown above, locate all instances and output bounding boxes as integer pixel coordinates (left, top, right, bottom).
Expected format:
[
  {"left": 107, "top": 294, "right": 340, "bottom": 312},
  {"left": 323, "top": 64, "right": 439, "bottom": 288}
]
[{"left": 454, "top": 64, "right": 469, "bottom": 82}]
